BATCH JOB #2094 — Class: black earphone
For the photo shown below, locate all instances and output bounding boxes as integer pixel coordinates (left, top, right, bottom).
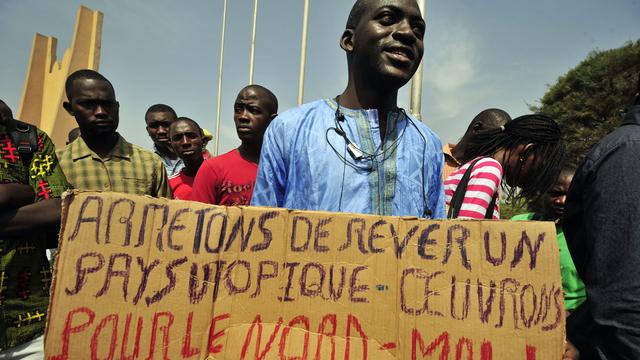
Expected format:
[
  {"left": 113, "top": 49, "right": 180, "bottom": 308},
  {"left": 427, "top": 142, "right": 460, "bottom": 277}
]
[
  {"left": 333, "top": 104, "right": 366, "bottom": 161},
  {"left": 325, "top": 96, "right": 433, "bottom": 218}
]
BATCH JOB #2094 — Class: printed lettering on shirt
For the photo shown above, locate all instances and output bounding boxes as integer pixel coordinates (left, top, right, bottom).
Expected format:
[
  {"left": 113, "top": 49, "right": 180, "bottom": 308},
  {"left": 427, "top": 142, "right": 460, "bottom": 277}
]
[{"left": 219, "top": 180, "right": 253, "bottom": 205}]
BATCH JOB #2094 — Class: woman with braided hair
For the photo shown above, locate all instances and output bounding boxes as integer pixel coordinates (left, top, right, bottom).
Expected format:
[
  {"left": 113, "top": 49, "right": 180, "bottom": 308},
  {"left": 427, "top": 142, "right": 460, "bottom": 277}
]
[{"left": 444, "top": 114, "right": 565, "bottom": 219}]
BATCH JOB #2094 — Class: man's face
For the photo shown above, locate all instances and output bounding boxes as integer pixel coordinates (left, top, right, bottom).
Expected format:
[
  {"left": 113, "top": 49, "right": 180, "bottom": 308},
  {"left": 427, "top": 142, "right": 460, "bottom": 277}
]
[
  {"left": 542, "top": 171, "right": 574, "bottom": 221},
  {"left": 146, "top": 111, "right": 176, "bottom": 149},
  {"left": 348, "top": 0, "right": 425, "bottom": 89},
  {"left": 233, "top": 88, "right": 273, "bottom": 144},
  {"left": 169, "top": 121, "right": 203, "bottom": 162},
  {"left": 64, "top": 79, "right": 119, "bottom": 137}
]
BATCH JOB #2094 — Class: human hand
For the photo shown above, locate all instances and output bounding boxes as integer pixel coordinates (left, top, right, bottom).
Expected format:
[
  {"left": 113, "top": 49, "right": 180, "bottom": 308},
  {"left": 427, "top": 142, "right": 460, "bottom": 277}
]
[{"left": 563, "top": 340, "right": 579, "bottom": 360}]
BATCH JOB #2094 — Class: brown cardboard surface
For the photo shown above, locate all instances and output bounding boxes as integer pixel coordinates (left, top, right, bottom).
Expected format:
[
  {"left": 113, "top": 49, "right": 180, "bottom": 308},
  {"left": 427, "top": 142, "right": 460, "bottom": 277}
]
[{"left": 45, "top": 191, "right": 565, "bottom": 359}]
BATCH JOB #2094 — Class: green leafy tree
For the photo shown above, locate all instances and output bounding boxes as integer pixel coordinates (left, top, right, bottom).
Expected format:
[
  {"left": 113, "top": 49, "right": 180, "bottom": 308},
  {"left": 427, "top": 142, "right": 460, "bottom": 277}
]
[
  {"left": 500, "top": 199, "right": 528, "bottom": 219},
  {"left": 531, "top": 40, "right": 640, "bottom": 164}
]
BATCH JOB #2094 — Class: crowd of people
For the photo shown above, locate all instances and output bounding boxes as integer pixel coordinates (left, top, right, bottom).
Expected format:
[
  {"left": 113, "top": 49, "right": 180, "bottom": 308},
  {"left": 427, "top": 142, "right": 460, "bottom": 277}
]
[{"left": 0, "top": 0, "right": 638, "bottom": 359}]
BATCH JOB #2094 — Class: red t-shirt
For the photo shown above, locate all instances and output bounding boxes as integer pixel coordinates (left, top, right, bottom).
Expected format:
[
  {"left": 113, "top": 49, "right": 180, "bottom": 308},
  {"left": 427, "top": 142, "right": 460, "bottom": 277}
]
[
  {"left": 190, "top": 149, "right": 258, "bottom": 205},
  {"left": 169, "top": 171, "right": 195, "bottom": 200}
]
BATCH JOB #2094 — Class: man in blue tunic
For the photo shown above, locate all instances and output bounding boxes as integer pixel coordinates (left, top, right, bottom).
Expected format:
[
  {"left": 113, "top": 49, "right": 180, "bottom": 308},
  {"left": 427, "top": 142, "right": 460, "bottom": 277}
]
[{"left": 251, "top": 0, "right": 445, "bottom": 218}]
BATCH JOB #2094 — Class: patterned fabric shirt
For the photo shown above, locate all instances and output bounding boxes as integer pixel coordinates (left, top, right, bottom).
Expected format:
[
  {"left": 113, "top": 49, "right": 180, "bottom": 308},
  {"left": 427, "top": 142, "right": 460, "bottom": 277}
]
[
  {"left": 56, "top": 134, "right": 171, "bottom": 198},
  {"left": 0, "top": 122, "right": 69, "bottom": 349},
  {"left": 251, "top": 99, "right": 445, "bottom": 218}
]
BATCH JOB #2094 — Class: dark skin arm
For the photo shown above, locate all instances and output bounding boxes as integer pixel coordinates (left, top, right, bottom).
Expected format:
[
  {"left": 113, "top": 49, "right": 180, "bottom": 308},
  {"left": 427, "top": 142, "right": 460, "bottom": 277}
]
[
  {"left": 0, "top": 183, "right": 35, "bottom": 210},
  {"left": 0, "top": 198, "right": 62, "bottom": 240}
]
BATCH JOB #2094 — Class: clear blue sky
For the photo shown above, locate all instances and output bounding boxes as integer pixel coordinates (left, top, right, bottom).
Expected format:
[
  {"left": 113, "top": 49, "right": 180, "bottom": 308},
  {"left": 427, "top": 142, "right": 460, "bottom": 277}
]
[{"left": 1, "top": 0, "right": 639, "bottom": 153}]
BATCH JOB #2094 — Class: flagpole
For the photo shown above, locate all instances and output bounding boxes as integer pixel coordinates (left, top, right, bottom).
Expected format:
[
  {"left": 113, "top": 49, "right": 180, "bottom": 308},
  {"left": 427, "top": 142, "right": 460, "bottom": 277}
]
[
  {"left": 248, "top": 0, "right": 259, "bottom": 84},
  {"left": 214, "top": 0, "right": 228, "bottom": 155},
  {"left": 409, "top": 0, "right": 426, "bottom": 121},
  {"left": 297, "top": 0, "right": 310, "bottom": 105}
]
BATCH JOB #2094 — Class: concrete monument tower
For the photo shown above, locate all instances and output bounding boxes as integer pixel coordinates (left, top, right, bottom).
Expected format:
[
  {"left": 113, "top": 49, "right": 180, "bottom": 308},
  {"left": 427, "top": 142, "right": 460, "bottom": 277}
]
[{"left": 17, "top": 6, "right": 103, "bottom": 148}]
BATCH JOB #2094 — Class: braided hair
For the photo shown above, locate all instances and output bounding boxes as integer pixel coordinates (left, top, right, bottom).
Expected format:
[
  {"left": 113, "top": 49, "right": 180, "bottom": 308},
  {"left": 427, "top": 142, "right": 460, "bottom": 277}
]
[{"left": 458, "top": 114, "right": 565, "bottom": 203}]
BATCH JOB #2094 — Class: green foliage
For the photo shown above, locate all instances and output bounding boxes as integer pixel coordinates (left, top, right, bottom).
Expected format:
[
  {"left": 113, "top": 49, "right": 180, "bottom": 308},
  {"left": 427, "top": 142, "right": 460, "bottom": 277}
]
[
  {"left": 531, "top": 40, "right": 640, "bottom": 164},
  {"left": 500, "top": 199, "right": 529, "bottom": 219}
]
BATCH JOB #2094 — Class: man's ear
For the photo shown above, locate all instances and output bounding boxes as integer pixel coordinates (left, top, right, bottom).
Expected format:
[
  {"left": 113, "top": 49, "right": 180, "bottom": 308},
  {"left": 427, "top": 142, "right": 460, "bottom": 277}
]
[
  {"left": 340, "top": 29, "right": 354, "bottom": 53},
  {"left": 523, "top": 143, "right": 535, "bottom": 152},
  {"left": 63, "top": 101, "right": 73, "bottom": 116},
  {"left": 471, "top": 121, "right": 483, "bottom": 133}
]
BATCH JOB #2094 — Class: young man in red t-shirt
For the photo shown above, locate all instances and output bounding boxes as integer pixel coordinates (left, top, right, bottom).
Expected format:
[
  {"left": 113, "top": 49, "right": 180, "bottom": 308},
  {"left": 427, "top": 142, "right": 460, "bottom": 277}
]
[
  {"left": 191, "top": 85, "right": 278, "bottom": 205},
  {"left": 168, "top": 117, "right": 205, "bottom": 200}
]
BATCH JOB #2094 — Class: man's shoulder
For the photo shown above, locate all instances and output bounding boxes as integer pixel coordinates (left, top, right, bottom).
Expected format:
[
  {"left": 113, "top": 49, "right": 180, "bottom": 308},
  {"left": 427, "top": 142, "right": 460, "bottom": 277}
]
[
  {"left": 56, "top": 141, "right": 73, "bottom": 154},
  {"left": 585, "top": 123, "right": 640, "bottom": 164},
  {"left": 32, "top": 124, "right": 50, "bottom": 139},
  {"left": 128, "top": 140, "right": 164, "bottom": 164},
  {"left": 55, "top": 141, "right": 75, "bottom": 162},
  {"left": 403, "top": 114, "right": 443, "bottom": 152},
  {"left": 511, "top": 212, "right": 535, "bottom": 221},
  {"left": 170, "top": 169, "right": 193, "bottom": 182},
  {"left": 473, "top": 157, "right": 502, "bottom": 169},
  {"left": 448, "top": 157, "right": 501, "bottom": 180},
  {"left": 202, "top": 149, "right": 242, "bottom": 169},
  {"left": 407, "top": 115, "right": 440, "bottom": 139},
  {"left": 271, "top": 99, "right": 331, "bottom": 127},
  {"left": 6, "top": 120, "right": 55, "bottom": 153}
]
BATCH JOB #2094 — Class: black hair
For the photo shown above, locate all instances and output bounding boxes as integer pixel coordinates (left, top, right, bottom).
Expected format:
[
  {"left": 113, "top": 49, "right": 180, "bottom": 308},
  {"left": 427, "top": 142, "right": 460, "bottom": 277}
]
[
  {"left": 145, "top": 104, "right": 178, "bottom": 120},
  {"left": 239, "top": 85, "right": 278, "bottom": 115},
  {"left": 346, "top": 0, "right": 420, "bottom": 29},
  {"left": 0, "top": 99, "right": 13, "bottom": 120},
  {"left": 170, "top": 117, "right": 203, "bottom": 137},
  {"left": 469, "top": 108, "right": 511, "bottom": 129},
  {"left": 65, "top": 69, "right": 112, "bottom": 100},
  {"left": 459, "top": 114, "right": 565, "bottom": 203},
  {"left": 457, "top": 109, "right": 512, "bottom": 154},
  {"left": 346, "top": 0, "right": 370, "bottom": 29}
]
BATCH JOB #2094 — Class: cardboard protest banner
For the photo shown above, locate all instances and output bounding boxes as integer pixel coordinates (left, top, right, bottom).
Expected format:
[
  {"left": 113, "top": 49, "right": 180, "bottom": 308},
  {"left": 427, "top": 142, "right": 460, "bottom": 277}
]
[{"left": 45, "top": 191, "right": 565, "bottom": 359}]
